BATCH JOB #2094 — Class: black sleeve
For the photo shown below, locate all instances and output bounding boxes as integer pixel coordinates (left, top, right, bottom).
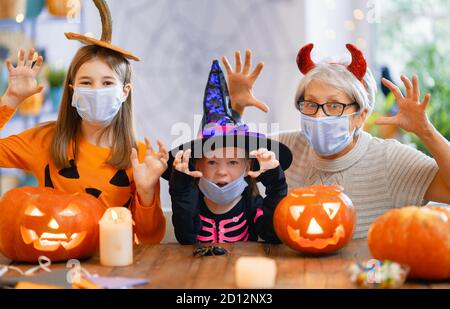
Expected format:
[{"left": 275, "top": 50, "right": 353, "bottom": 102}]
[
  {"left": 169, "top": 169, "right": 201, "bottom": 244},
  {"left": 252, "top": 165, "right": 288, "bottom": 244}
]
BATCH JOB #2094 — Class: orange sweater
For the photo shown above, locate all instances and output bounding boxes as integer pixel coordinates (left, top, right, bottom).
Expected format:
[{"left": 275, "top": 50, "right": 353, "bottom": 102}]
[{"left": 0, "top": 105, "right": 165, "bottom": 244}]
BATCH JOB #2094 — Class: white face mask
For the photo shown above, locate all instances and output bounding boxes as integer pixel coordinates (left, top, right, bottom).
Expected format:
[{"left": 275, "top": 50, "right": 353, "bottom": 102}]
[
  {"left": 301, "top": 112, "right": 360, "bottom": 156},
  {"left": 71, "top": 86, "right": 126, "bottom": 125},
  {"left": 198, "top": 173, "right": 248, "bottom": 205}
]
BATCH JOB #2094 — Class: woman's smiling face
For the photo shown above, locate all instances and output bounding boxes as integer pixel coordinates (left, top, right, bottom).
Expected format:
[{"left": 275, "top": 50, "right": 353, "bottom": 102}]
[{"left": 303, "top": 78, "right": 366, "bottom": 133}]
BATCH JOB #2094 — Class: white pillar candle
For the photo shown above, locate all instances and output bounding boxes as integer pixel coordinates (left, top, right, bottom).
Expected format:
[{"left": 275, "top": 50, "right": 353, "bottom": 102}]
[
  {"left": 235, "top": 257, "right": 277, "bottom": 288},
  {"left": 99, "top": 207, "right": 133, "bottom": 266}
]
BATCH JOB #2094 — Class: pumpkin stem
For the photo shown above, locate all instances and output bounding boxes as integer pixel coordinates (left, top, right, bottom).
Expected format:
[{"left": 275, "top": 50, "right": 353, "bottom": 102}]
[{"left": 94, "top": 0, "right": 112, "bottom": 43}]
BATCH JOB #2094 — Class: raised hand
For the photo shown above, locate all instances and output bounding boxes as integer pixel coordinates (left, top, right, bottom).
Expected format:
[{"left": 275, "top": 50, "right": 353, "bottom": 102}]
[
  {"left": 173, "top": 149, "right": 203, "bottom": 178},
  {"left": 222, "top": 49, "right": 269, "bottom": 115},
  {"left": 247, "top": 148, "right": 280, "bottom": 178},
  {"left": 375, "top": 75, "right": 431, "bottom": 136},
  {"left": 3, "top": 48, "right": 44, "bottom": 108},
  {"left": 131, "top": 138, "right": 168, "bottom": 206}
]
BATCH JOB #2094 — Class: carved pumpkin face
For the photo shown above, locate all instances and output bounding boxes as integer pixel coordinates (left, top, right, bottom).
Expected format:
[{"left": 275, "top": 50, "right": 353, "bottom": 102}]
[
  {"left": 0, "top": 187, "right": 106, "bottom": 262},
  {"left": 274, "top": 185, "right": 356, "bottom": 254}
]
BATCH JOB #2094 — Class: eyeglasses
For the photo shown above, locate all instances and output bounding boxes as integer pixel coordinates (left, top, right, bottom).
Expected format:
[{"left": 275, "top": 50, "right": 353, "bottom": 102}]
[
  {"left": 297, "top": 100, "right": 359, "bottom": 116},
  {"left": 193, "top": 245, "right": 228, "bottom": 257}
]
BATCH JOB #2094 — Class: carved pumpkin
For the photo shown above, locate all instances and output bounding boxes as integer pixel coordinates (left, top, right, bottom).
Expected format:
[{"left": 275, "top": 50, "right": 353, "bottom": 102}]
[
  {"left": 0, "top": 186, "right": 106, "bottom": 262},
  {"left": 368, "top": 206, "right": 450, "bottom": 280},
  {"left": 274, "top": 185, "right": 356, "bottom": 254}
]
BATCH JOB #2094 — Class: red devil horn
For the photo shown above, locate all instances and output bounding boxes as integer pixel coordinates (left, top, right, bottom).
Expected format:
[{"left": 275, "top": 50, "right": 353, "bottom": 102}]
[
  {"left": 297, "top": 43, "right": 316, "bottom": 75},
  {"left": 346, "top": 43, "right": 367, "bottom": 81}
]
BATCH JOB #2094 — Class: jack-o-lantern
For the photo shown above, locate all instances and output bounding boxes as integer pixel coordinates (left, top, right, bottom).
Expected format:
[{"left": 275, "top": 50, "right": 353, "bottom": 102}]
[
  {"left": 368, "top": 206, "right": 450, "bottom": 280},
  {"left": 274, "top": 185, "right": 356, "bottom": 254},
  {"left": 0, "top": 186, "right": 106, "bottom": 262}
]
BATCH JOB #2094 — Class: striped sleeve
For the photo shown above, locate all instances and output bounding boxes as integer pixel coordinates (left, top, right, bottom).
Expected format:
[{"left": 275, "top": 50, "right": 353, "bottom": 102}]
[{"left": 385, "top": 140, "right": 439, "bottom": 207}]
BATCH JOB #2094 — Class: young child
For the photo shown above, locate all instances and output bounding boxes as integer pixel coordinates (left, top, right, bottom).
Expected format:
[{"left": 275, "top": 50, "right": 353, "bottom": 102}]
[
  {"left": 0, "top": 4, "right": 167, "bottom": 244},
  {"left": 167, "top": 60, "right": 292, "bottom": 244}
]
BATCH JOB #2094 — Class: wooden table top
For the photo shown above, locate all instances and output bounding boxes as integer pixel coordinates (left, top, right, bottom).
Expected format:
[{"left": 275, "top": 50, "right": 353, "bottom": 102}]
[{"left": 2, "top": 240, "right": 450, "bottom": 289}]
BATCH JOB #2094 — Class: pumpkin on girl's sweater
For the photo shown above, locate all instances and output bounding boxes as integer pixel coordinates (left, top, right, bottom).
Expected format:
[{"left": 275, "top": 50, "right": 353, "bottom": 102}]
[
  {"left": 0, "top": 186, "right": 106, "bottom": 262},
  {"left": 368, "top": 206, "right": 450, "bottom": 280}
]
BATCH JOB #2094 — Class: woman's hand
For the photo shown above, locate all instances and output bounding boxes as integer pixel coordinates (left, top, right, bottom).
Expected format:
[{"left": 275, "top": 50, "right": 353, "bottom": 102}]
[
  {"left": 2, "top": 48, "right": 44, "bottom": 108},
  {"left": 375, "top": 75, "right": 432, "bottom": 137},
  {"left": 173, "top": 149, "right": 203, "bottom": 178},
  {"left": 247, "top": 148, "right": 279, "bottom": 178},
  {"left": 221, "top": 49, "right": 269, "bottom": 116},
  {"left": 131, "top": 138, "right": 168, "bottom": 206}
]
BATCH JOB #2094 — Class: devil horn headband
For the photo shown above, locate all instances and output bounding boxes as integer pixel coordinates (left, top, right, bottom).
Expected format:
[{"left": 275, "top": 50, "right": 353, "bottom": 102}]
[{"left": 296, "top": 43, "right": 367, "bottom": 81}]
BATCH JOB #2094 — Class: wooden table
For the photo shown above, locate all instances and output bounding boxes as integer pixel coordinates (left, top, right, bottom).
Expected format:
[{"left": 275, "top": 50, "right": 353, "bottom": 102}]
[{"left": 2, "top": 240, "right": 450, "bottom": 288}]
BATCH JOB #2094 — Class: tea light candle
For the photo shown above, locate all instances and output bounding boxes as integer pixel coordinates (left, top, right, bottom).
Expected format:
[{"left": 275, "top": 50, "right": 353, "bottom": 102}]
[
  {"left": 99, "top": 207, "right": 133, "bottom": 266},
  {"left": 235, "top": 257, "right": 277, "bottom": 288}
]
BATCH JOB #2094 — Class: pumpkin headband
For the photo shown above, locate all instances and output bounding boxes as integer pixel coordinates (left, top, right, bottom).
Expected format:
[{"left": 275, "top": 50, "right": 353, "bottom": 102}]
[
  {"left": 65, "top": 0, "right": 140, "bottom": 61},
  {"left": 296, "top": 43, "right": 367, "bottom": 82}
]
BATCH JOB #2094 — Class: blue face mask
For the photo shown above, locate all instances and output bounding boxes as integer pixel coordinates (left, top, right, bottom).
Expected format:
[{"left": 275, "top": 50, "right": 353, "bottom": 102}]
[
  {"left": 72, "top": 86, "right": 126, "bottom": 125},
  {"left": 301, "top": 113, "right": 360, "bottom": 156},
  {"left": 198, "top": 174, "right": 248, "bottom": 205}
]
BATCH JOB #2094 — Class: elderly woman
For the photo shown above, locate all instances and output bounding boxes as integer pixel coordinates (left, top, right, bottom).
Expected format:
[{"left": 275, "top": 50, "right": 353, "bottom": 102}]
[{"left": 221, "top": 45, "right": 450, "bottom": 238}]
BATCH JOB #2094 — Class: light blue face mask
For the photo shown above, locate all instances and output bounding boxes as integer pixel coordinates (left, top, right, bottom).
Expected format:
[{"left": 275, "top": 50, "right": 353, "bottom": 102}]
[
  {"left": 72, "top": 86, "right": 126, "bottom": 125},
  {"left": 301, "top": 113, "right": 360, "bottom": 156},
  {"left": 198, "top": 174, "right": 248, "bottom": 205}
]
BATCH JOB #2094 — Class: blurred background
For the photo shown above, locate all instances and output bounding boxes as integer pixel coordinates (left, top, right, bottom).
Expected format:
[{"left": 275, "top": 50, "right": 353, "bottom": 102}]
[{"left": 1, "top": 0, "right": 449, "bottom": 240}]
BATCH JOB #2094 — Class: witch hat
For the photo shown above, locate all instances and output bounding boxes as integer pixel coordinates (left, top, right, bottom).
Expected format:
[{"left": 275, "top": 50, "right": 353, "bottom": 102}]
[
  {"left": 65, "top": 0, "right": 139, "bottom": 61},
  {"left": 162, "top": 60, "right": 292, "bottom": 180}
]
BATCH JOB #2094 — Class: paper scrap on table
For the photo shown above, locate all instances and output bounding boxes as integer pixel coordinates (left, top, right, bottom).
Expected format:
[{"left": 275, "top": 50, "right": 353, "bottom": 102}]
[{"left": 86, "top": 276, "right": 148, "bottom": 289}]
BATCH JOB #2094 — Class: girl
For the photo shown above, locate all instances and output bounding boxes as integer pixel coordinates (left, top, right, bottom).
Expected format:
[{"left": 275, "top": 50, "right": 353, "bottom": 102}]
[
  {"left": 167, "top": 60, "right": 292, "bottom": 244},
  {"left": 0, "top": 46, "right": 167, "bottom": 244}
]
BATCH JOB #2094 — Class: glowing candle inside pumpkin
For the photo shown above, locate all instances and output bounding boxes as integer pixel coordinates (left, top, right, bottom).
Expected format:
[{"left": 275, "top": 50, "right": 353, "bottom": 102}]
[
  {"left": 235, "top": 257, "right": 277, "bottom": 288},
  {"left": 99, "top": 207, "right": 133, "bottom": 266}
]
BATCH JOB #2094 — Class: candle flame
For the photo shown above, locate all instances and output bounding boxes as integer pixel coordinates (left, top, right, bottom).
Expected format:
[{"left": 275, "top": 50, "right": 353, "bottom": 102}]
[
  {"left": 48, "top": 219, "right": 60, "bottom": 230},
  {"left": 306, "top": 218, "right": 324, "bottom": 235},
  {"left": 111, "top": 209, "right": 119, "bottom": 221}
]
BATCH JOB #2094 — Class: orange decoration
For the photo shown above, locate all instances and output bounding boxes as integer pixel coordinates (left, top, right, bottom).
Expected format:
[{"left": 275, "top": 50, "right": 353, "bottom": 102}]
[
  {"left": 274, "top": 185, "right": 356, "bottom": 254},
  {"left": 47, "top": 0, "right": 71, "bottom": 17},
  {"left": 0, "top": 186, "right": 106, "bottom": 262},
  {"left": 368, "top": 206, "right": 450, "bottom": 280},
  {"left": 18, "top": 92, "right": 44, "bottom": 116}
]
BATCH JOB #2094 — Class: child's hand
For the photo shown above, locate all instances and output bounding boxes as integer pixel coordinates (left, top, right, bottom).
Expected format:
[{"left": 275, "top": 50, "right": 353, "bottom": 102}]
[
  {"left": 3, "top": 48, "right": 44, "bottom": 108},
  {"left": 375, "top": 75, "right": 431, "bottom": 137},
  {"left": 173, "top": 149, "right": 203, "bottom": 178},
  {"left": 247, "top": 148, "right": 279, "bottom": 178},
  {"left": 222, "top": 49, "right": 269, "bottom": 116},
  {"left": 131, "top": 138, "right": 168, "bottom": 206}
]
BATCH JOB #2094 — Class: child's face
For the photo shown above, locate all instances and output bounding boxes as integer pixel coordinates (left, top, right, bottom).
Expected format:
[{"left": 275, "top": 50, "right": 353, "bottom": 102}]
[
  {"left": 72, "top": 57, "right": 131, "bottom": 95},
  {"left": 197, "top": 147, "right": 249, "bottom": 186}
]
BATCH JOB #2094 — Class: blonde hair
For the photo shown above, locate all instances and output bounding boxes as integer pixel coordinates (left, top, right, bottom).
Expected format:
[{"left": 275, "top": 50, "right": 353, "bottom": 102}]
[
  {"left": 50, "top": 45, "right": 137, "bottom": 169},
  {"left": 295, "top": 60, "right": 377, "bottom": 115}
]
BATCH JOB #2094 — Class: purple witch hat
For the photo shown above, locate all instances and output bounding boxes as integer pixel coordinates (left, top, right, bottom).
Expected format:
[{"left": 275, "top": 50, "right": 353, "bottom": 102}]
[{"left": 162, "top": 60, "right": 292, "bottom": 180}]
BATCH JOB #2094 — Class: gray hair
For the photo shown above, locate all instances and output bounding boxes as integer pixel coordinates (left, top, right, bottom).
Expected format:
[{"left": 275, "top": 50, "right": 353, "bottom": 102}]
[{"left": 295, "top": 60, "right": 377, "bottom": 115}]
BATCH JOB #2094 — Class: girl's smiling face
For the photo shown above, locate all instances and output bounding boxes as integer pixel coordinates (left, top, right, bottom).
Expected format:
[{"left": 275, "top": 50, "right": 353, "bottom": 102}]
[
  {"left": 72, "top": 57, "right": 131, "bottom": 96},
  {"left": 196, "top": 147, "right": 250, "bottom": 187}
]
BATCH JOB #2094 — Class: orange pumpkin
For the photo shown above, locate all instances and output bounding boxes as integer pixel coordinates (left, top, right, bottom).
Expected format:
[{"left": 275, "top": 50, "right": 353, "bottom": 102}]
[
  {"left": 47, "top": 0, "right": 70, "bottom": 17},
  {"left": 18, "top": 92, "right": 44, "bottom": 116},
  {"left": 274, "top": 185, "right": 356, "bottom": 254},
  {"left": 0, "top": 186, "right": 106, "bottom": 262},
  {"left": 368, "top": 206, "right": 450, "bottom": 280}
]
